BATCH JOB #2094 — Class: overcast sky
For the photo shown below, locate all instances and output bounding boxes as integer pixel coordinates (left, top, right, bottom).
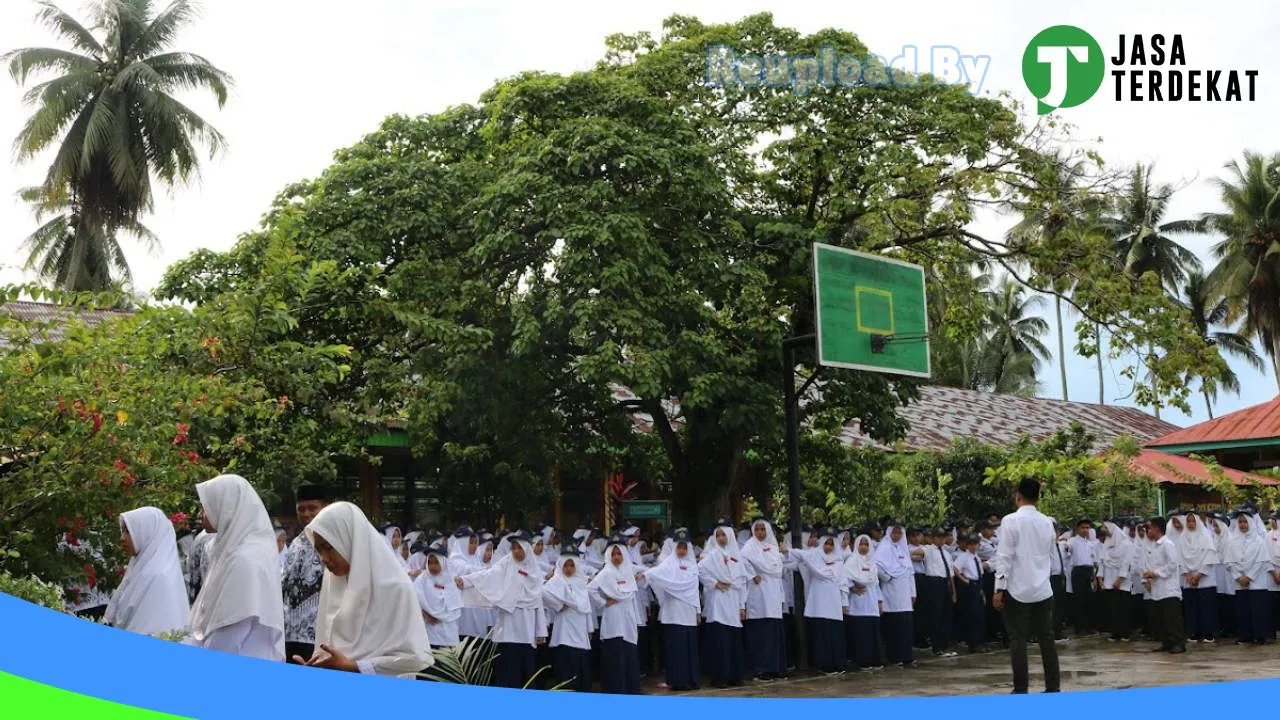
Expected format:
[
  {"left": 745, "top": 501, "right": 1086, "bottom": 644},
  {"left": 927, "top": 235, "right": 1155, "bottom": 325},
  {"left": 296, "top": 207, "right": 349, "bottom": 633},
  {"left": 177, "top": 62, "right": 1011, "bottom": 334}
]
[{"left": 1, "top": 0, "right": 1277, "bottom": 428}]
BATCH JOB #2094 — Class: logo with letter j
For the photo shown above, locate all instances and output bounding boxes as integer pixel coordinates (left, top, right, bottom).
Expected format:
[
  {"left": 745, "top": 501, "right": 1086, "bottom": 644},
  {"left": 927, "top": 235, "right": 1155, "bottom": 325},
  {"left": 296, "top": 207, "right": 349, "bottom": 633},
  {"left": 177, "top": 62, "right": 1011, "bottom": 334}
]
[{"left": 1022, "top": 25, "right": 1105, "bottom": 115}]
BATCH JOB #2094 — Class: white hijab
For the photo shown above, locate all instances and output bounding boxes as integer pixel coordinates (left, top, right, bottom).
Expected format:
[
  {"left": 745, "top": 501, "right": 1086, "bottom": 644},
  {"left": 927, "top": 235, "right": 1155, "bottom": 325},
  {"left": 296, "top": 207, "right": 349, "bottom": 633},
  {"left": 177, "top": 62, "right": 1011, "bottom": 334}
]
[
  {"left": 1100, "top": 521, "right": 1132, "bottom": 570},
  {"left": 414, "top": 551, "right": 463, "bottom": 624},
  {"left": 543, "top": 554, "right": 592, "bottom": 614},
  {"left": 447, "top": 532, "right": 479, "bottom": 575},
  {"left": 796, "top": 533, "right": 841, "bottom": 582},
  {"left": 308, "top": 503, "right": 433, "bottom": 674},
  {"left": 1226, "top": 513, "right": 1271, "bottom": 569},
  {"left": 105, "top": 507, "right": 190, "bottom": 636},
  {"left": 188, "top": 475, "right": 284, "bottom": 651},
  {"left": 587, "top": 544, "right": 638, "bottom": 601},
  {"left": 875, "top": 526, "right": 913, "bottom": 579},
  {"left": 1169, "top": 513, "right": 1218, "bottom": 572},
  {"left": 740, "top": 520, "right": 784, "bottom": 579},
  {"left": 461, "top": 539, "right": 543, "bottom": 612},
  {"left": 844, "top": 534, "right": 878, "bottom": 587},
  {"left": 700, "top": 525, "right": 747, "bottom": 585},
  {"left": 642, "top": 540, "right": 701, "bottom": 611},
  {"left": 384, "top": 527, "right": 409, "bottom": 570}
]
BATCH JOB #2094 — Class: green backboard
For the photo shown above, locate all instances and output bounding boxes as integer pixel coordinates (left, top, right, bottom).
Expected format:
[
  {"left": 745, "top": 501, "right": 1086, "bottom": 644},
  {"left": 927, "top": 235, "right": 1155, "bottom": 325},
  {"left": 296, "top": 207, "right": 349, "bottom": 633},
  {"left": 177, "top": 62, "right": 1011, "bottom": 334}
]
[{"left": 812, "top": 243, "right": 931, "bottom": 378}]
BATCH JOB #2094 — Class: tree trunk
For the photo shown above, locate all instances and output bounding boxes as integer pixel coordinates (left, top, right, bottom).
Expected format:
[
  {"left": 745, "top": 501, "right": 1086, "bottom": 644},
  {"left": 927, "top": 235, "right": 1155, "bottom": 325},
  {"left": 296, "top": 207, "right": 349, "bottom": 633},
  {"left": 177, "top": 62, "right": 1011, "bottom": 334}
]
[
  {"left": 1274, "top": 354, "right": 1280, "bottom": 393},
  {"left": 1056, "top": 294, "right": 1069, "bottom": 401},
  {"left": 1096, "top": 323, "right": 1104, "bottom": 405},
  {"left": 1203, "top": 389, "right": 1215, "bottom": 420},
  {"left": 1149, "top": 341, "right": 1160, "bottom": 421}
]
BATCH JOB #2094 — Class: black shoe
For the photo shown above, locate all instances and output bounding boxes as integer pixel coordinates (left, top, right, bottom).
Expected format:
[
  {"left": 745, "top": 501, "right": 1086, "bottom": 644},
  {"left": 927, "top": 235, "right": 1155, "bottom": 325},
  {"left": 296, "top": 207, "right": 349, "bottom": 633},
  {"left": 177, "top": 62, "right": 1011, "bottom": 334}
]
[
  {"left": 1168, "top": 646, "right": 1186, "bottom": 654},
  {"left": 1011, "top": 689, "right": 1028, "bottom": 695}
]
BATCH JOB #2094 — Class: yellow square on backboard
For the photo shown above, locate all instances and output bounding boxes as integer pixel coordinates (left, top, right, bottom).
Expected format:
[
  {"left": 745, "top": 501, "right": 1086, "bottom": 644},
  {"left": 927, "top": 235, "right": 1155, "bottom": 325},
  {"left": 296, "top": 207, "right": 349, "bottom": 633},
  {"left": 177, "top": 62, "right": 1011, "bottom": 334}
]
[{"left": 854, "top": 287, "right": 894, "bottom": 335}]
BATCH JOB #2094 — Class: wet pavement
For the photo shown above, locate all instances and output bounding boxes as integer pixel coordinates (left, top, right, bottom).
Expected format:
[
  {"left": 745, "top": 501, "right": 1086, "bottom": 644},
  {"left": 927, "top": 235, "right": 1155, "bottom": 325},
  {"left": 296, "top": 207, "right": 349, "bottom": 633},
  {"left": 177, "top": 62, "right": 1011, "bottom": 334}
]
[{"left": 679, "top": 637, "right": 1280, "bottom": 698}]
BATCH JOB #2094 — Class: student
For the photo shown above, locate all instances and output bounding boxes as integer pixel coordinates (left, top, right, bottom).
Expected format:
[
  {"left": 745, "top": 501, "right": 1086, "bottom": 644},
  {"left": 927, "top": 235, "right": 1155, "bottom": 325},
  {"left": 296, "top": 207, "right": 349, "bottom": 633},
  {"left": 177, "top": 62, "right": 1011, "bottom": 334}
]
[
  {"left": 1225, "top": 509, "right": 1274, "bottom": 645},
  {"left": 1209, "top": 512, "right": 1237, "bottom": 639},
  {"left": 794, "top": 530, "right": 847, "bottom": 675},
  {"left": 1098, "top": 520, "right": 1134, "bottom": 641},
  {"left": 699, "top": 521, "right": 749, "bottom": 688},
  {"left": 104, "top": 507, "right": 190, "bottom": 637},
  {"left": 282, "top": 485, "right": 330, "bottom": 663},
  {"left": 953, "top": 535, "right": 985, "bottom": 654},
  {"left": 740, "top": 518, "right": 786, "bottom": 681},
  {"left": 414, "top": 547, "right": 462, "bottom": 651},
  {"left": 923, "top": 528, "right": 957, "bottom": 657},
  {"left": 779, "top": 527, "right": 800, "bottom": 671},
  {"left": 1170, "top": 511, "right": 1219, "bottom": 642},
  {"left": 294, "top": 502, "right": 433, "bottom": 676},
  {"left": 977, "top": 522, "right": 1004, "bottom": 645},
  {"left": 1066, "top": 520, "right": 1097, "bottom": 636},
  {"left": 589, "top": 538, "right": 643, "bottom": 694},
  {"left": 448, "top": 527, "right": 491, "bottom": 644},
  {"left": 187, "top": 474, "right": 285, "bottom": 661},
  {"left": 991, "top": 479, "right": 1060, "bottom": 695},
  {"left": 384, "top": 526, "right": 410, "bottom": 571},
  {"left": 642, "top": 529, "right": 701, "bottom": 691},
  {"left": 458, "top": 531, "right": 548, "bottom": 688},
  {"left": 907, "top": 527, "right": 928, "bottom": 649},
  {"left": 844, "top": 534, "right": 884, "bottom": 671},
  {"left": 876, "top": 523, "right": 917, "bottom": 668},
  {"left": 1142, "top": 517, "right": 1186, "bottom": 654},
  {"left": 542, "top": 548, "right": 594, "bottom": 693},
  {"left": 1048, "top": 523, "right": 1069, "bottom": 641}
]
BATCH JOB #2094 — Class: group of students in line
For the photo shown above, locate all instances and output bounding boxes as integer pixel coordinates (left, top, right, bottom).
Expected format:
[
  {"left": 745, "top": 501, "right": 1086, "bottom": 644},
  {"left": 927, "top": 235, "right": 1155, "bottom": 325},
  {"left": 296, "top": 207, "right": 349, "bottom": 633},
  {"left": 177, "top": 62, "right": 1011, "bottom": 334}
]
[{"left": 64, "top": 474, "right": 1280, "bottom": 694}]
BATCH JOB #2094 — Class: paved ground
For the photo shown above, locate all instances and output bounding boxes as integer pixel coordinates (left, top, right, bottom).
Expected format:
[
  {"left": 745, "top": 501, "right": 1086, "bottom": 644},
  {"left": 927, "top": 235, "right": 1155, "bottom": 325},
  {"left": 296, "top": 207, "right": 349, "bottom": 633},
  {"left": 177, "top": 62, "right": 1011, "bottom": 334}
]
[{"left": 680, "top": 637, "right": 1280, "bottom": 698}]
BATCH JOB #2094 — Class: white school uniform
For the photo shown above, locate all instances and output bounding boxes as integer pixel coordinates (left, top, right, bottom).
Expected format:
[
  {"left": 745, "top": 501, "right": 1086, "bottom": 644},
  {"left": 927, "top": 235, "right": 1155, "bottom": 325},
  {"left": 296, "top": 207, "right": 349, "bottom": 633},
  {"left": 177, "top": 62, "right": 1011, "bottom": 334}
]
[
  {"left": 794, "top": 543, "right": 844, "bottom": 621},
  {"left": 844, "top": 537, "right": 881, "bottom": 618},
  {"left": 589, "top": 545, "right": 640, "bottom": 644},
  {"left": 877, "top": 533, "right": 918, "bottom": 613},
  {"left": 699, "top": 528, "right": 749, "bottom": 627}
]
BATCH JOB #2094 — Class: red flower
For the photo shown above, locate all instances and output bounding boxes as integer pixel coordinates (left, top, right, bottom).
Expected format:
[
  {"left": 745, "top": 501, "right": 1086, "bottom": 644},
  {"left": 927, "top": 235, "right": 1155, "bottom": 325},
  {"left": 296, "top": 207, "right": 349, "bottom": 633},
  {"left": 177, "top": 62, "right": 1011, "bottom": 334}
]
[
  {"left": 177, "top": 423, "right": 190, "bottom": 434},
  {"left": 90, "top": 413, "right": 103, "bottom": 432},
  {"left": 84, "top": 563, "right": 97, "bottom": 588},
  {"left": 122, "top": 474, "right": 137, "bottom": 486},
  {"left": 170, "top": 511, "right": 189, "bottom": 526},
  {"left": 173, "top": 433, "right": 188, "bottom": 446},
  {"left": 55, "top": 397, "right": 67, "bottom": 414},
  {"left": 113, "top": 460, "right": 128, "bottom": 470}
]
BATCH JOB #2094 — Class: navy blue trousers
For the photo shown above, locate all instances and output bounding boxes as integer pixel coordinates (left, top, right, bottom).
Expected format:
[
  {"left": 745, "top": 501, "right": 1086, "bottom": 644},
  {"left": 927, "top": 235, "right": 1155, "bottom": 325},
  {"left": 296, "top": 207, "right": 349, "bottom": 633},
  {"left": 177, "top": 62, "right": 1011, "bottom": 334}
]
[
  {"left": 1183, "top": 587, "right": 1218, "bottom": 639},
  {"left": 848, "top": 615, "right": 883, "bottom": 669},
  {"left": 493, "top": 642, "right": 535, "bottom": 688},
  {"left": 703, "top": 621, "right": 744, "bottom": 685},
  {"left": 551, "top": 645, "right": 591, "bottom": 692},
  {"left": 599, "top": 637, "right": 641, "bottom": 694},
  {"left": 663, "top": 623, "right": 699, "bottom": 690},
  {"left": 882, "top": 611, "right": 915, "bottom": 664},
  {"left": 806, "top": 617, "right": 845, "bottom": 673},
  {"left": 744, "top": 618, "right": 784, "bottom": 678}
]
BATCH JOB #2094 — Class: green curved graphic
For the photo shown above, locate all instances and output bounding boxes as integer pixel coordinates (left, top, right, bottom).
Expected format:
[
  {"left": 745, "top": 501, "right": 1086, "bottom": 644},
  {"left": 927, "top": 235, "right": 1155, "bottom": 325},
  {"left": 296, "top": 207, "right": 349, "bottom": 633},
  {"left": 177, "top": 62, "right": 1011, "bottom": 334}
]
[{"left": 0, "top": 671, "right": 191, "bottom": 719}]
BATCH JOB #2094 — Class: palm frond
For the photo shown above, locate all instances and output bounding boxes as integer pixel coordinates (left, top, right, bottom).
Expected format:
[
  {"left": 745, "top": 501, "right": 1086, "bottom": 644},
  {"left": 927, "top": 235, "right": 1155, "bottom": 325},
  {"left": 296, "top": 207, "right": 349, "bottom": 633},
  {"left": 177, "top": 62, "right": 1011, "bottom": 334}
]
[{"left": 30, "top": 1, "right": 105, "bottom": 57}]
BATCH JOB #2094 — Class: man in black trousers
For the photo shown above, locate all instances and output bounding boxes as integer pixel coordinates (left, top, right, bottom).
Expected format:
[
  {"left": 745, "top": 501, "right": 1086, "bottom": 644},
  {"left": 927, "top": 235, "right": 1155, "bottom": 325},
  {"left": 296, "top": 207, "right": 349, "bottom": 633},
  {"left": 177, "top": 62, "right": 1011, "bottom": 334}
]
[{"left": 992, "top": 479, "right": 1061, "bottom": 694}]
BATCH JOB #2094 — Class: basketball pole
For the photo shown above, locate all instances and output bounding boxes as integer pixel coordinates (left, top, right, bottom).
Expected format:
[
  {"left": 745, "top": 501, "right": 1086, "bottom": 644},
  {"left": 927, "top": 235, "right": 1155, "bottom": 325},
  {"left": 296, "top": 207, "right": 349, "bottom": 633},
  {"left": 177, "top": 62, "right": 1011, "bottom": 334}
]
[{"left": 781, "top": 332, "right": 815, "bottom": 671}]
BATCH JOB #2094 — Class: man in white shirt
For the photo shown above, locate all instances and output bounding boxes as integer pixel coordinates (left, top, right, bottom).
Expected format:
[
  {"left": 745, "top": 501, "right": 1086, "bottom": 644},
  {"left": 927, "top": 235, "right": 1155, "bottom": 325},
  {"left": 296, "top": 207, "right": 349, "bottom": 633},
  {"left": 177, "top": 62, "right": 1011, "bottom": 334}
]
[
  {"left": 992, "top": 479, "right": 1061, "bottom": 694},
  {"left": 1142, "top": 518, "right": 1186, "bottom": 654},
  {"left": 1066, "top": 520, "right": 1098, "bottom": 636}
]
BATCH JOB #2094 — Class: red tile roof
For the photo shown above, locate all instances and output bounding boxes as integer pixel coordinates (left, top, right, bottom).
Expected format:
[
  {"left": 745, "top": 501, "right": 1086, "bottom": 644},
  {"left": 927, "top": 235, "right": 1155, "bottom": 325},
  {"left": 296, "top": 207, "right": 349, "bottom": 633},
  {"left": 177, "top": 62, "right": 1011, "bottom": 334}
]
[
  {"left": 839, "top": 385, "right": 1179, "bottom": 452},
  {"left": 1145, "top": 396, "right": 1280, "bottom": 448},
  {"left": 1127, "top": 449, "right": 1279, "bottom": 487}
]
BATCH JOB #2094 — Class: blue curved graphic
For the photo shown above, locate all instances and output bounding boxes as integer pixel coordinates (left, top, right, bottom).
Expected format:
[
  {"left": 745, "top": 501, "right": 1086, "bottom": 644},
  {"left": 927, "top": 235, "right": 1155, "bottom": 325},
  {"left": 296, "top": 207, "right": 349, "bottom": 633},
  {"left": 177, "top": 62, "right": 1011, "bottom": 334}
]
[{"left": 2, "top": 591, "right": 1277, "bottom": 718}]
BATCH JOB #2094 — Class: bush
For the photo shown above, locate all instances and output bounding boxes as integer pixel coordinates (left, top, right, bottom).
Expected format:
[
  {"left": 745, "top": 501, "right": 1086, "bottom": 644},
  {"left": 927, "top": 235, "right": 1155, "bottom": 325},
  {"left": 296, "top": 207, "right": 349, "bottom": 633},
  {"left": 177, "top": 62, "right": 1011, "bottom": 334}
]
[{"left": 0, "top": 571, "right": 66, "bottom": 612}]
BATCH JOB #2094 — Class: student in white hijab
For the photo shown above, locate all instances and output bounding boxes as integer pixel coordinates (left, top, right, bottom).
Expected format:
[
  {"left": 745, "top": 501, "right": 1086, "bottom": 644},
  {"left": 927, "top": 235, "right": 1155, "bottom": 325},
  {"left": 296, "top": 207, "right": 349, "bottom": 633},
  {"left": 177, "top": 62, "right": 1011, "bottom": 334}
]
[
  {"left": 739, "top": 518, "right": 786, "bottom": 681},
  {"left": 457, "top": 530, "right": 547, "bottom": 688},
  {"left": 295, "top": 502, "right": 433, "bottom": 677},
  {"left": 1169, "top": 511, "right": 1220, "bottom": 642},
  {"left": 105, "top": 507, "right": 190, "bottom": 637},
  {"left": 621, "top": 526, "right": 653, "bottom": 678},
  {"left": 404, "top": 532, "right": 425, "bottom": 578},
  {"left": 1206, "top": 512, "right": 1236, "bottom": 638},
  {"left": 415, "top": 547, "right": 462, "bottom": 651},
  {"left": 1099, "top": 520, "right": 1134, "bottom": 641},
  {"left": 642, "top": 529, "right": 701, "bottom": 692},
  {"left": 844, "top": 534, "right": 884, "bottom": 671},
  {"left": 875, "top": 522, "right": 917, "bottom": 668},
  {"left": 588, "top": 537, "right": 642, "bottom": 694},
  {"left": 542, "top": 548, "right": 594, "bottom": 692},
  {"left": 778, "top": 527, "right": 799, "bottom": 670},
  {"left": 1226, "top": 509, "right": 1275, "bottom": 645},
  {"left": 383, "top": 526, "right": 409, "bottom": 571},
  {"left": 793, "top": 528, "right": 847, "bottom": 675},
  {"left": 187, "top": 474, "right": 285, "bottom": 661},
  {"left": 698, "top": 521, "right": 750, "bottom": 688}
]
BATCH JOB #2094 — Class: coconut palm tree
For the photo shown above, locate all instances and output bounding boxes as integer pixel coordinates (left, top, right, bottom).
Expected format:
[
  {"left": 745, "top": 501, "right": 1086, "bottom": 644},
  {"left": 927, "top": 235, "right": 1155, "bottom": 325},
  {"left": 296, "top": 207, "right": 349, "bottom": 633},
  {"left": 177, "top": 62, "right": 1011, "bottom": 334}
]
[
  {"left": 1006, "top": 151, "right": 1103, "bottom": 402},
  {"left": 978, "top": 279, "right": 1051, "bottom": 396},
  {"left": 1182, "top": 271, "right": 1264, "bottom": 418},
  {"left": 4, "top": 0, "right": 231, "bottom": 290},
  {"left": 1196, "top": 151, "right": 1280, "bottom": 389},
  {"left": 1103, "top": 165, "right": 1201, "bottom": 289},
  {"left": 19, "top": 185, "right": 157, "bottom": 291}
]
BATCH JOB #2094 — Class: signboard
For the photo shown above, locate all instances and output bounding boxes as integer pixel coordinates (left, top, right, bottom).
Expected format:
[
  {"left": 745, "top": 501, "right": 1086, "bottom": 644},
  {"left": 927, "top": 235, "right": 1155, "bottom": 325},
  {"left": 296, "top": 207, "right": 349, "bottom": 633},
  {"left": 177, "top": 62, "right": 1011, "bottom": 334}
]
[
  {"left": 621, "top": 500, "right": 667, "bottom": 520},
  {"left": 812, "top": 243, "right": 931, "bottom": 378}
]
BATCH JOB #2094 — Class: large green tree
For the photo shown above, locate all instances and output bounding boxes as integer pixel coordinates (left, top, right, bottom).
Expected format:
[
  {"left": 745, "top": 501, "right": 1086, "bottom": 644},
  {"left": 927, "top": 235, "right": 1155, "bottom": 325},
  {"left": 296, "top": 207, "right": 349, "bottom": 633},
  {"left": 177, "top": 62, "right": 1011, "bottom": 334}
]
[
  {"left": 1198, "top": 152, "right": 1280, "bottom": 388},
  {"left": 4, "top": 0, "right": 231, "bottom": 290},
  {"left": 1182, "top": 271, "right": 1265, "bottom": 418},
  {"left": 979, "top": 279, "right": 1051, "bottom": 395}
]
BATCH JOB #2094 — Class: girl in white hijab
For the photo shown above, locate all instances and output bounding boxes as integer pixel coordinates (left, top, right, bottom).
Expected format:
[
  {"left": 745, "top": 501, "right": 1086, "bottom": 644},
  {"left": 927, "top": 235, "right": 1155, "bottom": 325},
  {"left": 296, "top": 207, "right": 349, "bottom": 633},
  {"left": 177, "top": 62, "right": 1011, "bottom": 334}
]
[
  {"left": 105, "top": 507, "right": 190, "bottom": 637},
  {"left": 1099, "top": 520, "right": 1134, "bottom": 641},
  {"left": 542, "top": 549, "right": 594, "bottom": 693},
  {"left": 1208, "top": 513, "right": 1236, "bottom": 637},
  {"left": 446, "top": 528, "right": 489, "bottom": 643},
  {"left": 875, "top": 523, "right": 917, "bottom": 668},
  {"left": 296, "top": 502, "right": 433, "bottom": 677},
  {"left": 699, "top": 522, "right": 750, "bottom": 687},
  {"left": 414, "top": 547, "right": 462, "bottom": 650},
  {"left": 844, "top": 534, "right": 884, "bottom": 671},
  {"left": 793, "top": 529, "right": 846, "bottom": 674},
  {"left": 1169, "top": 512, "right": 1220, "bottom": 642},
  {"left": 457, "top": 532, "right": 547, "bottom": 688},
  {"left": 187, "top": 474, "right": 285, "bottom": 661},
  {"left": 588, "top": 539, "right": 642, "bottom": 694},
  {"left": 383, "top": 527, "right": 409, "bottom": 571},
  {"left": 641, "top": 529, "right": 701, "bottom": 691},
  {"left": 1226, "top": 510, "right": 1275, "bottom": 645},
  {"left": 739, "top": 518, "right": 786, "bottom": 681}
]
